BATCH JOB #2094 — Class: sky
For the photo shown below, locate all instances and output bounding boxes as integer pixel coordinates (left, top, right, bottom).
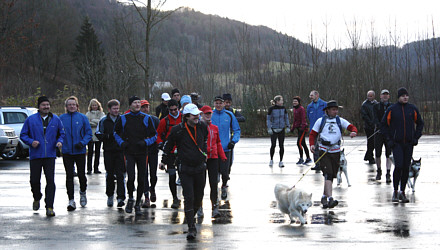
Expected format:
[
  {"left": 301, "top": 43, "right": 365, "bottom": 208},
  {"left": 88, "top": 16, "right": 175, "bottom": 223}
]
[{"left": 158, "top": 0, "right": 439, "bottom": 49}]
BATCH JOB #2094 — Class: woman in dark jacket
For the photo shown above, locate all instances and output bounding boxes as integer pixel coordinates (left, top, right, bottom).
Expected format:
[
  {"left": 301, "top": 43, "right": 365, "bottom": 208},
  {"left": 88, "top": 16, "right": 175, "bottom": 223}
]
[{"left": 291, "top": 96, "right": 312, "bottom": 164}]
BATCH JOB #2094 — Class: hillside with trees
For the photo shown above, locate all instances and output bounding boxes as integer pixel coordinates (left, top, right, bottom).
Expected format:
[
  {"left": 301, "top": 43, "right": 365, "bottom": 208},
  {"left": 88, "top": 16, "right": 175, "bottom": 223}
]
[{"left": 1, "top": 0, "right": 439, "bottom": 134}]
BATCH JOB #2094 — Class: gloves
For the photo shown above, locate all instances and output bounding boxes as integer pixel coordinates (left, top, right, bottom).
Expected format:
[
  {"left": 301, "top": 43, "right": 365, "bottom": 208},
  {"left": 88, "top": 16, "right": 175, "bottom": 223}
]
[
  {"left": 413, "top": 138, "right": 418, "bottom": 146},
  {"left": 136, "top": 140, "right": 146, "bottom": 147},
  {"left": 74, "top": 142, "right": 83, "bottom": 150},
  {"left": 285, "top": 127, "right": 290, "bottom": 134},
  {"left": 386, "top": 139, "right": 395, "bottom": 149},
  {"left": 121, "top": 141, "right": 129, "bottom": 150},
  {"left": 267, "top": 129, "right": 273, "bottom": 135},
  {"left": 158, "top": 142, "right": 164, "bottom": 151},
  {"left": 227, "top": 142, "right": 235, "bottom": 149}
]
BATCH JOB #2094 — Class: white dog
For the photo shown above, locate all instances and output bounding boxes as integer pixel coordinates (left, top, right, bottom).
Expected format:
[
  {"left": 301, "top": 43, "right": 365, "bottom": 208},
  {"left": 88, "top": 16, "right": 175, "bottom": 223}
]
[
  {"left": 274, "top": 184, "right": 312, "bottom": 225},
  {"left": 407, "top": 158, "right": 421, "bottom": 192},
  {"left": 337, "top": 149, "right": 351, "bottom": 187}
]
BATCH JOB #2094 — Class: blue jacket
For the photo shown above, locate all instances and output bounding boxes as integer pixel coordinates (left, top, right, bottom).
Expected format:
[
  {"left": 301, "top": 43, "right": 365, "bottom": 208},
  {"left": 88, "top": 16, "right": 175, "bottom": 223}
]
[
  {"left": 307, "top": 98, "right": 327, "bottom": 132},
  {"left": 212, "top": 108, "right": 240, "bottom": 152},
  {"left": 20, "top": 112, "right": 65, "bottom": 160},
  {"left": 380, "top": 102, "right": 424, "bottom": 144},
  {"left": 59, "top": 112, "right": 92, "bottom": 155}
]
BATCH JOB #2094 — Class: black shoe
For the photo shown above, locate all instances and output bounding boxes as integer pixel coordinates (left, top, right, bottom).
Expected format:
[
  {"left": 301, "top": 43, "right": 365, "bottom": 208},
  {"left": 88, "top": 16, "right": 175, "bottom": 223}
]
[
  {"left": 296, "top": 158, "right": 304, "bottom": 164},
  {"left": 212, "top": 205, "right": 221, "bottom": 218},
  {"left": 328, "top": 198, "right": 339, "bottom": 208},
  {"left": 46, "top": 208, "right": 55, "bottom": 217},
  {"left": 150, "top": 189, "right": 156, "bottom": 203},
  {"left": 369, "top": 159, "right": 376, "bottom": 164},
  {"left": 376, "top": 168, "right": 382, "bottom": 180},
  {"left": 321, "top": 196, "right": 328, "bottom": 209},
  {"left": 134, "top": 205, "right": 142, "bottom": 215},
  {"left": 125, "top": 198, "right": 134, "bottom": 213},
  {"left": 186, "top": 226, "right": 197, "bottom": 240},
  {"left": 117, "top": 199, "right": 125, "bottom": 208},
  {"left": 94, "top": 170, "right": 102, "bottom": 174},
  {"left": 86, "top": 171, "right": 92, "bottom": 175},
  {"left": 33, "top": 200, "right": 40, "bottom": 211},
  {"left": 398, "top": 192, "right": 409, "bottom": 203},
  {"left": 392, "top": 191, "right": 399, "bottom": 202},
  {"left": 311, "top": 166, "right": 320, "bottom": 171},
  {"left": 171, "top": 199, "right": 181, "bottom": 209},
  {"left": 141, "top": 198, "right": 150, "bottom": 208},
  {"left": 386, "top": 174, "right": 391, "bottom": 183},
  {"left": 304, "top": 158, "right": 312, "bottom": 164}
]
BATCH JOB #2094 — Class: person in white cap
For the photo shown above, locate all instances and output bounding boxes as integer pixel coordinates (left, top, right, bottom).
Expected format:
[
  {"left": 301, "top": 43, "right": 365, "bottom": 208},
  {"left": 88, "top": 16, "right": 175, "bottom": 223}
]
[
  {"left": 156, "top": 92, "right": 171, "bottom": 119},
  {"left": 373, "top": 89, "right": 393, "bottom": 182},
  {"left": 159, "top": 103, "right": 208, "bottom": 240}
]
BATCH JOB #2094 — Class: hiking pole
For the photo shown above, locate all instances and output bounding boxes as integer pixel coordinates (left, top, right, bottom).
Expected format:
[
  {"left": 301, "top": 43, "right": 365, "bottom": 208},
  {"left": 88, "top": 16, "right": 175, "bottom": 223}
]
[
  {"left": 344, "top": 129, "right": 380, "bottom": 156},
  {"left": 291, "top": 150, "right": 328, "bottom": 189}
]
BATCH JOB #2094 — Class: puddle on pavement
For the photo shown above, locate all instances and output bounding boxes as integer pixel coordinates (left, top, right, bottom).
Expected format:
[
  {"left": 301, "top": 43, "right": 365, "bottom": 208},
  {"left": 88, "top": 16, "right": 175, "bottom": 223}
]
[{"left": 374, "top": 220, "right": 411, "bottom": 238}]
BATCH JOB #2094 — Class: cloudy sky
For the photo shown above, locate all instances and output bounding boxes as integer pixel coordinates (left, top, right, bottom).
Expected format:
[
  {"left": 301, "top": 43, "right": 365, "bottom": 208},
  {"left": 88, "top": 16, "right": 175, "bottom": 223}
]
[{"left": 160, "top": 0, "right": 439, "bottom": 49}]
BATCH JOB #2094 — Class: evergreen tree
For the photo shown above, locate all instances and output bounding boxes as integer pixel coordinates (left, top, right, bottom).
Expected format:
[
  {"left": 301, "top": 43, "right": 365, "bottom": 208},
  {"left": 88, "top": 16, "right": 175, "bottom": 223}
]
[{"left": 72, "top": 16, "right": 106, "bottom": 98}]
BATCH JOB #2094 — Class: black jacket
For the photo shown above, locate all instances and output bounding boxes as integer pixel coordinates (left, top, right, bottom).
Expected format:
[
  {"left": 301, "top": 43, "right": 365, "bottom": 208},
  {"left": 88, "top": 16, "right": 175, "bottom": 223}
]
[
  {"left": 96, "top": 113, "right": 121, "bottom": 152},
  {"left": 155, "top": 103, "right": 169, "bottom": 120},
  {"left": 161, "top": 121, "right": 208, "bottom": 169},
  {"left": 361, "top": 99, "right": 378, "bottom": 130},
  {"left": 373, "top": 101, "right": 392, "bottom": 129}
]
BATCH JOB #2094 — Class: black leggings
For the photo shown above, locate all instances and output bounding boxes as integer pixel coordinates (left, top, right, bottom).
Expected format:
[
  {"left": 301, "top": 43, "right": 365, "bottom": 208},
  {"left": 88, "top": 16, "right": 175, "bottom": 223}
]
[
  {"left": 296, "top": 128, "right": 310, "bottom": 159},
  {"left": 270, "top": 130, "right": 285, "bottom": 161}
]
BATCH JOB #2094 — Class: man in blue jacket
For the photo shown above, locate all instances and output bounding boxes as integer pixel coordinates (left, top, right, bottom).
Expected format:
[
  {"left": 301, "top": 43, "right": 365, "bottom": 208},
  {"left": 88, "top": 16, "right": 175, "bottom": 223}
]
[
  {"left": 20, "top": 96, "right": 65, "bottom": 217},
  {"left": 381, "top": 87, "right": 424, "bottom": 203},
  {"left": 114, "top": 96, "right": 157, "bottom": 215},
  {"left": 307, "top": 90, "right": 327, "bottom": 170},
  {"left": 212, "top": 96, "right": 240, "bottom": 200},
  {"left": 59, "top": 96, "right": 93, "bottom": 211}
]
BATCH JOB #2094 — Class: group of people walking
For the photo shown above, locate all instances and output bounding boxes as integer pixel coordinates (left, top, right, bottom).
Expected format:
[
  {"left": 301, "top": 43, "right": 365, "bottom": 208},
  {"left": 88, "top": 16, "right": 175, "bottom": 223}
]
[
  {"left": 21, "top": 90, "right": 243, "bottom": 240},
  {"left": 268, "top": 87, "right": 424, "bottom": 208},
  {"left": 20, "top": 86, "right": 423, "bottom": 239}
]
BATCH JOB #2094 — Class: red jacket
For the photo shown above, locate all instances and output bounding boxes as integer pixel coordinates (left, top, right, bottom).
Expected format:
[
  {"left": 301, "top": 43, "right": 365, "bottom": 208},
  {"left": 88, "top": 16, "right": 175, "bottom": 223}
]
[
  {"left": 291, "top": 105, "right": 308, "bottom": 130},
  {"left": 156, "top": 113, "right": 182, "bottom": 144},
  {"left": 207, "top": 122, "right": 227, "bottom": 161}
]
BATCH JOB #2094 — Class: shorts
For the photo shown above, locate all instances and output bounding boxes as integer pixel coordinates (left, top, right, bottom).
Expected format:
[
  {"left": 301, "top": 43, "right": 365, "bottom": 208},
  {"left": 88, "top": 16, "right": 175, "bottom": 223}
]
[{"left": 319, "top": 150, "right": 340, "bottom": 179}]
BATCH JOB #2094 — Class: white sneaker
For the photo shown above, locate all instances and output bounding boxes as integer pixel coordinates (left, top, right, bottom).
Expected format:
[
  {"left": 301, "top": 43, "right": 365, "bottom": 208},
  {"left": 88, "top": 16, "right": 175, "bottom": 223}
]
[
  {"left": 67, "top": 199, "right": 76, "bottom": 211},
  {"left": 279, "top": 161, "right": 284, "bottom": 168},
  {"left": 80, "top": 191, "right": 87, "bottom": 207},
  {"left": 269, "top": 160, "right": 273, "bottom": 167}
]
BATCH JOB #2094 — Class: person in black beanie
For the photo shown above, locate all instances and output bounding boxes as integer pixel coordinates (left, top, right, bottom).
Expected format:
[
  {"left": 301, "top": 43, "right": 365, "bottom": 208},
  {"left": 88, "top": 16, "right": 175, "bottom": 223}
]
[
  {"left": 381, "top": 87, "right": 424, "bottom": 203},
  {"left": 114, "top": 96, "right": 157, "bottom": 215},
  {"left": 171, "top": 88, "right": 182, "bottom": 109}
]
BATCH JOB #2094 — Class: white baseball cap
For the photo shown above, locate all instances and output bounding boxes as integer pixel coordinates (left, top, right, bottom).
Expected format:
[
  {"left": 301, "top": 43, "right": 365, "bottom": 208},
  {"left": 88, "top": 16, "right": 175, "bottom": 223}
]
[
  {"left": 183, "top": 103, "right": 202, "bottom": 115},
  {"left": 161, "top": 93, "right": 171, "bottom": 101}
]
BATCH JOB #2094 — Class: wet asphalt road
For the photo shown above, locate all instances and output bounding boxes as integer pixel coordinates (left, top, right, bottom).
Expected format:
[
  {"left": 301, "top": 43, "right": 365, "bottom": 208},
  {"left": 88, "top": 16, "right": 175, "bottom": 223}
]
[{"left": 1, "top": 136, "right": 440, "bottom": 249}]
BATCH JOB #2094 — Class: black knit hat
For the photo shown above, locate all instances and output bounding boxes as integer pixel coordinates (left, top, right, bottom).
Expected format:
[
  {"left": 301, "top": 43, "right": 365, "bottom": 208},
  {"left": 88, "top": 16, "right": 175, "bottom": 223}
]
[
  {"left": 397, "top": 87, "right": 409, "bottom": 98},
  {"left": 37, "top": 96, "right": 50, "bottom": 108},
  {"left": 222, "top": 93, "right": 232, "bottom": 101},
  {"left": 171, "top": 88, "right": 180, "bottom": 96},
  {"left": 128, "top": 96, "right": 141, "bottom": 106}
]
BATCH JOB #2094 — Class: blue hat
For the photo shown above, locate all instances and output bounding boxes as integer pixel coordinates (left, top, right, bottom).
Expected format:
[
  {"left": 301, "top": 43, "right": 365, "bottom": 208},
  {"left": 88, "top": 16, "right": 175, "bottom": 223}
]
[{"left": 180, "top": 95, "right": 191, "bottom": 106}]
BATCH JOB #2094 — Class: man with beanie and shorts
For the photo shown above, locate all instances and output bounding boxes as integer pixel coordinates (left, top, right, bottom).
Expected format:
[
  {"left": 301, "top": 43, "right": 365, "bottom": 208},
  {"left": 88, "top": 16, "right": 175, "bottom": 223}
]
[
  {"left": 381, "top": 87, "right": 424, "bottom": 203},
  {"left": 309, "top": 100, "right": 358, "bottom": 208},
  {"left": 114, "top": 96, "right": 157, "bottom": 215},
  {"left": 159, "top": 104, "right": 208, "bottom": 240},
  {"left": 20, "top": 96, "right": 65, "bottom": 216}
]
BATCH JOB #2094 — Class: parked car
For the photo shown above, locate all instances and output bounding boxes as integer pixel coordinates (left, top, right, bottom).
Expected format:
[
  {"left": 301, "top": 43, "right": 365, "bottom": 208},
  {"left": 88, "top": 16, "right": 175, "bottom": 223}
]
[
  {"left": 0, "top": 106, "right": 37, "bottom": 159},
  {"left": 0, "top": 125, "right": 19, "bottom": 156}
]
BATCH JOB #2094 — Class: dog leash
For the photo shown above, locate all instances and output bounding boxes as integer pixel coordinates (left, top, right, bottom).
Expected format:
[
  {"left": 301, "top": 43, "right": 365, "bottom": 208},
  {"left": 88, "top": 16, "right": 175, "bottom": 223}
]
[
  {"left": 344, "top": 129, "right": 380, "bottom": 156},
  {"left": 291, "top": 150, "right": 328, "bottom": 189}
]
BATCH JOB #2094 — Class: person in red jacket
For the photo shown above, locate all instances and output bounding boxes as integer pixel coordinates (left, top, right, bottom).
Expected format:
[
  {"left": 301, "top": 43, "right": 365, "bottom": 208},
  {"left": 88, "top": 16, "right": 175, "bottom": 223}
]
[
  {"left": 290, "top": 96, "right": 312, "bottom": 165},
  {"left": 199, "top": 105, "right": 227, "bottom": 218},
  {"left": 309, "top": 100, "right": 358, "bottom": 209},
  {"left": 157, "top": 99, "right": 182, "bottom": 209}
]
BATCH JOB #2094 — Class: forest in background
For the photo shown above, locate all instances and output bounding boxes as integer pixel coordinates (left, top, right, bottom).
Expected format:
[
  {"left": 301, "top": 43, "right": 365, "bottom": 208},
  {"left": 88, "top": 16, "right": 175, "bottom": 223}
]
[{"left": 1, "top": 0, "right": 439, "bottom": 135}]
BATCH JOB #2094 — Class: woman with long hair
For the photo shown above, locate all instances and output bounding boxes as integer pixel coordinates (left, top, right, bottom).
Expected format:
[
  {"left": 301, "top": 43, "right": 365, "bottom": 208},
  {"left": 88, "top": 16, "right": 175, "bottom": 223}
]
[
  {"left": 267, "top": 95, "right": 290, "bottom": 168},
  {"left": 291, "top": 96, "right": 312, "bottom": 164},
  {"left": 86, "top": 98, "right": 106, "bottom": 174}
]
